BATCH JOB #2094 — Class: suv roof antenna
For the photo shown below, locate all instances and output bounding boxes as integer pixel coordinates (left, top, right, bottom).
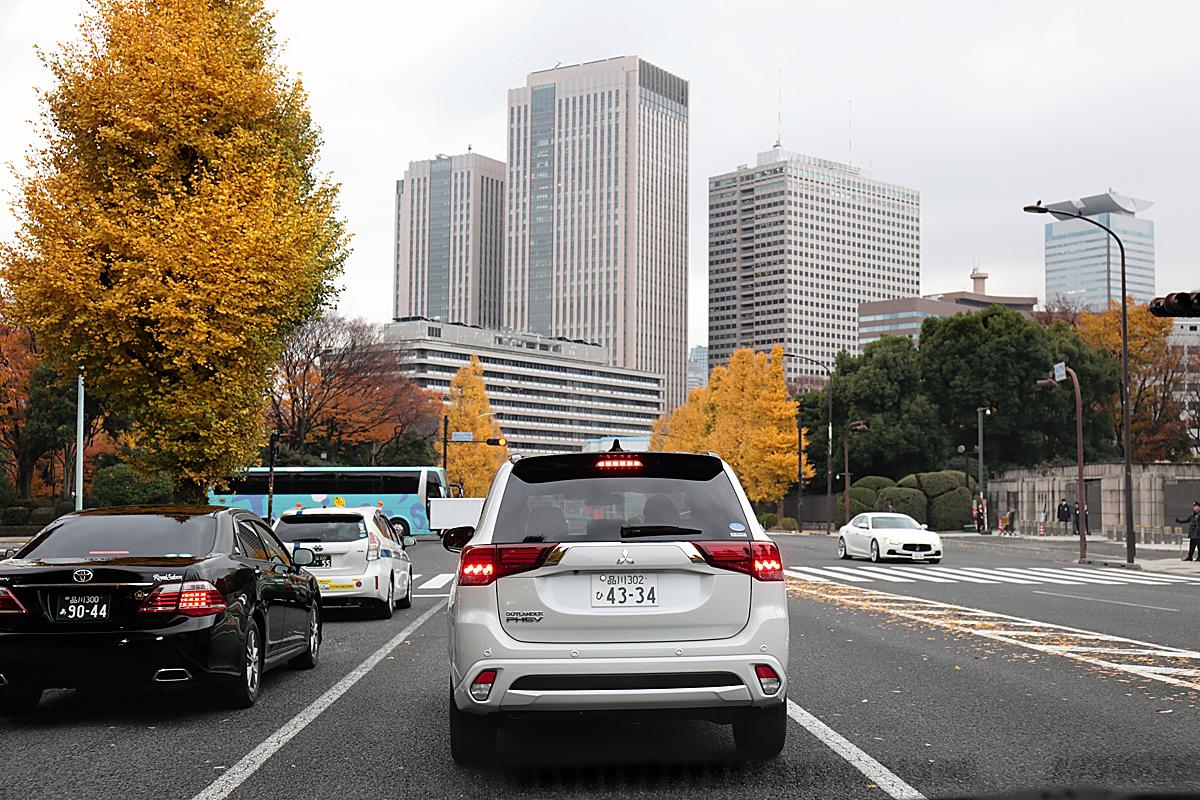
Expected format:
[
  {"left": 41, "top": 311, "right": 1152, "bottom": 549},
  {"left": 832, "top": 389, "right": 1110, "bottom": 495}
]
[{"left": 609, "top": 439, "right": 624, "bottom": 452}]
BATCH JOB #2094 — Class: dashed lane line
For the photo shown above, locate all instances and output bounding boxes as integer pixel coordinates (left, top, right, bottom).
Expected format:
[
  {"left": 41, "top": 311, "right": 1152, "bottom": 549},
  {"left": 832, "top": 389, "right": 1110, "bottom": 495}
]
[
  {"left": 191, "top": 602, "right": 444, "bottom": 800},
  {"left": 1031, "top": 590, "right": 1181, "bottom": 613},
  {"left": 787, "top": 699, "right": 925, "bottom": 799}
]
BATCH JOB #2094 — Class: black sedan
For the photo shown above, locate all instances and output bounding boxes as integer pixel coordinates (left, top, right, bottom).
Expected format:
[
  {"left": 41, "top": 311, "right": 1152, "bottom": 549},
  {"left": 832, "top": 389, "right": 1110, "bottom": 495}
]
[{"left": 0, "top": 505, "right": 322, "bottom": 712}]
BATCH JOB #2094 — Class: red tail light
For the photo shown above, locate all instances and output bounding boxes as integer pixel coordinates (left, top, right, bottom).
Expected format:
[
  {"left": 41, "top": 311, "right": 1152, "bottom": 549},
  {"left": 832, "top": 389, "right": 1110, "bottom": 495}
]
[
  {"left": 596, "top": 456, "right": 643, "bottom": 470},
  {"left": 139, "top": 581, "right": 227, "bottom": 616},
  {"left": 695, "top": 541, "right": 784, "bottom": 582},
  {"left": 458, "top": 545, "right": 555, "bottom": 586},
  {"left": 0, "top": 587, "right": 27, "bottom": 614},
  {"left": 367, "top": 531, "right": 382, "bottom": 561}
]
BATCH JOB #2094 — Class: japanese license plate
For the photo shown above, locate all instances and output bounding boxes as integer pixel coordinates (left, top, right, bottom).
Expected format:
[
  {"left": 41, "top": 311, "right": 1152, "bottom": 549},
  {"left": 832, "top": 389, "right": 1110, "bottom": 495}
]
[
  {"left": 54, "top": 593, "right": 111, "bottom": 622},
  {"left": 311, "top": 554, "right": 331, "bottom": 568},
  {"left": 591, "top": 573, "right": 658, "bottom": 607}
]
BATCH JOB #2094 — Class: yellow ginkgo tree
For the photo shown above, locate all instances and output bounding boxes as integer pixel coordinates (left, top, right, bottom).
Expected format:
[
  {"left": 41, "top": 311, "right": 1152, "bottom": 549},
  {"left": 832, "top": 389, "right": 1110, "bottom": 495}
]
[
  {"left": 445, "top": 355, "right": 509, "bottom": 497},
  {"left": 0, "top": 0, "right": 349, "bottom": 498}
]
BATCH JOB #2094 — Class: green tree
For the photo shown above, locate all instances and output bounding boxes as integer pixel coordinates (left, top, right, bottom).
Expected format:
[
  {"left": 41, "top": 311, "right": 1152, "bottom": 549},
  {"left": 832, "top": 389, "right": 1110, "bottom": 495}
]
[{"left": 1, "top": 0, "right": 349, "bottom": 499}]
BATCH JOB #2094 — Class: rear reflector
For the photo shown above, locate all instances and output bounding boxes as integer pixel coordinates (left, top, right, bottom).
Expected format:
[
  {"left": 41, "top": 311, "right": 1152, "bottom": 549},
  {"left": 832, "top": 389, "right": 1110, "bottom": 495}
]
[
  {"left": 0, "top": 587, "right": 27, "bottom": 614},
  {"left": 139, "top": 581, "right": 227, "bottom": 616},
  {"left": 695, "top": 541, "right": 784, "bottom": 582},
  {"left": 755, "top": 664, "right": 782, "bottom": 695},
  {"left": 470, "top": 669, "right": 498, "bottom": 701},
  {"left": 459, "top": 545, "right": 555, "bottom": 586}
]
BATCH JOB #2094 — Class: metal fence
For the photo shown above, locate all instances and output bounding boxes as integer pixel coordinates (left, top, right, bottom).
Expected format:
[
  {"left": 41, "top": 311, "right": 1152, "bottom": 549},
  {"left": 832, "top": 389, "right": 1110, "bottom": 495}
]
[{"left": 1011, "top": 520, "right": 1190, "bottom": 546}]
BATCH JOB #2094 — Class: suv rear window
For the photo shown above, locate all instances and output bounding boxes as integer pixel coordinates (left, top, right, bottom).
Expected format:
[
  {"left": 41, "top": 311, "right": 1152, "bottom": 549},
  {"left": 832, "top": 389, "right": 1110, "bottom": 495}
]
[
  {"left": 275, "top": 514, "right": 369, "bottom": 543},
  {"left": 17, "top": 514, "right": 218, "bottom": 559},
  {"left": 493, "top": 454, "right": 750, "bottom": 544}
]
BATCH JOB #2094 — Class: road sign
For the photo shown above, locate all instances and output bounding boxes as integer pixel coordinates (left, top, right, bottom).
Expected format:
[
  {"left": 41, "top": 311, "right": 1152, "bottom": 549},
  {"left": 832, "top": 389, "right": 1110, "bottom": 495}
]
[
  {"left": 450, "top": 431, "right": 474, "bottom": 442},
  {"left": 1053, "top": 362, "right": 1067, "bottom": 382}
]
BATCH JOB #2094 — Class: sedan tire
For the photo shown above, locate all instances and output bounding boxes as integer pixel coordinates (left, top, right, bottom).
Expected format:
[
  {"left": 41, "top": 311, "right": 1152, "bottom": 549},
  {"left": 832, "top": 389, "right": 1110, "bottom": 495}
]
[
  {"left": 395, "top": 571, "right": 412, "bottom": 609},
  {"left": 870, "top": 539, "right": 882, "bottom": 563},
  {"left": 374, "top": 576, "right": 395, "bottom": 620},
  {"left": 289, "top": 605, "right": 321, "bottom": 670},
  {"left": 837, "top": 537, "right": 851, "bottom": 560},
  {"left": 0, "top": 686, "right": 43, "bottom": 715},
  {"left": 733, "top": 702, "right": 787, "bottom": 760},
  {"left": 449, "top": 691, "right": 497, "bottom": 766},
  {"left": 220, "top": 618, "right": 263, "bottom": 709}
]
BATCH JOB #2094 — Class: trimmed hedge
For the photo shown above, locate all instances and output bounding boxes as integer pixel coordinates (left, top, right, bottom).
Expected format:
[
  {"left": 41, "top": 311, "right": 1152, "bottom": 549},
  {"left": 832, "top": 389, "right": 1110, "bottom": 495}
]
[
  {"left": 54, "top": 501, "right": 76, "bottom": 517},
  {"left": 849, "top": 486, "right": 877, "bottom": 508},
  {"left": 759, "top": 513, "right": 779, "bottom": 529},
  {"left": 852, "top": 476, "right": 896, "bottom": 493},
  {"left": 29, "top": 507, "right": 57, "bottom": 527},
  {"left": 916, "top": 471, "right": 959, "bottom": 500},
  {"left": 950, "top": 471, "right": 979, "bottom": 493},
  {"left": 874, "top": 487, "right": 927, "bottom": 525},
  {"left": 778, "top": 517, "right": 799, "bottom": 531},
  {"left": 1, "top": 506, "right": 31, "bottom": 526},
  {"left": 837, "top": 495, "right": 875, "bottom": 526},
  {"left": 896, "top": 474, "right": 920, "bottom": 490},
  {"left": 929, "top": 486, "right": 972, "bottom": 532}
]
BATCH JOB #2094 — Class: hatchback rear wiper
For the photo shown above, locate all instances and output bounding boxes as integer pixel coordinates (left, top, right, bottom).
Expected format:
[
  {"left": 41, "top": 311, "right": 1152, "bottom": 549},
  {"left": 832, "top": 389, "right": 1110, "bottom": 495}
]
[{"left": 620, "top": 525, "right": 702, "bottom": 539}]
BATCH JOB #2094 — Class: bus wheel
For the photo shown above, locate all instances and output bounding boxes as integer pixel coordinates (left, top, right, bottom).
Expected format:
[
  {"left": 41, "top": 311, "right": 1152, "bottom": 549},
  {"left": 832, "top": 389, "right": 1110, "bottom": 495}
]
[{"left": 390, "top": 517, "right": 411, "bottom": 537}]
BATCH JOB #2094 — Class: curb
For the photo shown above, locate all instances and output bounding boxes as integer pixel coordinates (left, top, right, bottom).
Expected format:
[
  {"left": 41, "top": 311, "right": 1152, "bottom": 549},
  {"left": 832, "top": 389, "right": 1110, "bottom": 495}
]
[{"left": 1080, "top": 558, "right": 1142, "bottom": 570}]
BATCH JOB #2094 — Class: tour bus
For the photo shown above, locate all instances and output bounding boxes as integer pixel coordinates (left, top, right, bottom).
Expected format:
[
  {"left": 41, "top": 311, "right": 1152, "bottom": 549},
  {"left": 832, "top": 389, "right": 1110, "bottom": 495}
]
[{"left": 208, "top": 466, "right": 450, "bottom": 536}]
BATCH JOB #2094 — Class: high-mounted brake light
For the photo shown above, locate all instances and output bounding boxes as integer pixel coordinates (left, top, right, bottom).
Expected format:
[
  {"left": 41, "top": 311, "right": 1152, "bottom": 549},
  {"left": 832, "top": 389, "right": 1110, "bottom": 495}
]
[
  {"left": 596, "top": 457, "right": 643, "bottom": 470},
  {"left": 470, "top": 669, "right": 498, "bottom": 701},
  {"left": 755, "top": 664, "right": 782, "bottom": 695},
  {"left": 458, "top": 545, "right": 555, "bottom": 586},
  {"left": 0, "top": 587, "right": 27, "bottom": 614},
  {"left": 139, "top": 581, "right": 227, "bottom": 616},
  {"left": 694, "top": 541, "right": 783, "bottom": 582}
]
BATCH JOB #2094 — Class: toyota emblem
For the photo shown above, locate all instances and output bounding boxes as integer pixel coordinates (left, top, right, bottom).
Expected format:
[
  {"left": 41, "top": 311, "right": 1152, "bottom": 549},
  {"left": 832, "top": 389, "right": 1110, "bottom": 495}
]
[{"left": 72, "top": 569, "right": 94, "bottom": 583}]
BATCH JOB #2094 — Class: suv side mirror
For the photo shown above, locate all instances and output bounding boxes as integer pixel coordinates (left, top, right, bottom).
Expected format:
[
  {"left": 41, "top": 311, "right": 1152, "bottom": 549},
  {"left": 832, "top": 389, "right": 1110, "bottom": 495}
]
[
  {"left": 401, "top": 535, "right": 417, "bottom": 548},
  {"left": 442, "top": 526, "right": 475, "bottom": 553},
  {"left": 292, "top": 547, "right": 315, "bottom": 567}
]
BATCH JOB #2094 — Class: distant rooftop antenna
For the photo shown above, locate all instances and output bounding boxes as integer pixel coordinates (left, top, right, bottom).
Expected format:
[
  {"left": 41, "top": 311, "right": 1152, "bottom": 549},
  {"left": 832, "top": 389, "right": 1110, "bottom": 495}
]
[
  {"left": 775, "top": 67, "right": 783, "bottom": 148},
  {"left": 467, "top": 143, "right": 472, "bottom": 153}
]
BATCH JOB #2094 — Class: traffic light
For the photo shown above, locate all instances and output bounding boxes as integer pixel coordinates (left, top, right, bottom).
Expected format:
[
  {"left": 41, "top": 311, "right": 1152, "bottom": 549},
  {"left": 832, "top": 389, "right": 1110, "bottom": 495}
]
[
  {"left": 1149, "top": 292, "right": 1200, "bottom": 317},
  {"left": 485, "top": 437, "right": 507, "bottom": 446}
]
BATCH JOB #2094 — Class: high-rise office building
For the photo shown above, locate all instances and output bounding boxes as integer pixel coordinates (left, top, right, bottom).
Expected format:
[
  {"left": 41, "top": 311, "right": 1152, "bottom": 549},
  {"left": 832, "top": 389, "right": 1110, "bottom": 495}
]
[
  {"left": 708, "top": 146, "right": 920, "bottom": 382},
  {"left": 686, "top": 345, "right": 709, "bottom": 393},
  {"left": 393, "top": 152, "right": 505, "bottom": 327},
  {"left": 1042, "top": 191, "right": 1155, "bottom": 311},
  {"left": 504, "top": 56, "right": 689, "bottom": 407}
]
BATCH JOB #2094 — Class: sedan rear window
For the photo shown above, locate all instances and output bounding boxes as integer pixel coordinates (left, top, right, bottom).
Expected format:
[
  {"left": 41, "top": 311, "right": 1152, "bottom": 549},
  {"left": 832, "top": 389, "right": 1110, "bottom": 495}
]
[
  {"left": 494, "top": 455, "right": 750, "bottom": 544},
  {"left": 275, "top": 514, "right": 369, "bottom": 543},
  {"left": 17, "top": 515, "right": 218, "bottom": 559}
]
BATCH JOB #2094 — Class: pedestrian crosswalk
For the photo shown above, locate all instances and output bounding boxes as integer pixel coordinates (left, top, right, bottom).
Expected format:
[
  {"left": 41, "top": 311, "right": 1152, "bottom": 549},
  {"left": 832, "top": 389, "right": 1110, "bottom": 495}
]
[
  {"left": 413, "top": 573, "right": 453, "bottom": 592},
  {"left": 785, "top": 565, "right": 1200, "bottom": 587}
]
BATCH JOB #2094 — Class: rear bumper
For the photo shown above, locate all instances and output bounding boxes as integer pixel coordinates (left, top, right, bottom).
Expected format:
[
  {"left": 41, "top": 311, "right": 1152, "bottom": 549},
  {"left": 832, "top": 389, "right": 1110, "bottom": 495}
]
[
  {"left": 310, "top": 563, "right": 389, "bottom": 604},
  {"left": 0, "top": 615, "right": 241, "bottom": 689}
]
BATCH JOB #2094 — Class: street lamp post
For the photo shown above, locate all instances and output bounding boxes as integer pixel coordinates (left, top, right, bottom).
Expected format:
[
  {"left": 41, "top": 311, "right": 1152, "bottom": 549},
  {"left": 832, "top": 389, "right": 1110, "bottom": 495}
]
[
  {"left": 843, "top": 420, "right": 869, "bottom": 520},
  {"left": 782, "top": 353, "right": 834, "bottom": 533},
  {"left": 976, "top": 406, "right": 991, "bottom": 532},
  {"left": 1037, "top": 363, "right": 1087, "bottom": 560},
  {"left": 75, "top": 368, "right": 84, "bottom": 511},
  {"left": 1026, "top": 201, "right": 1134, "bottom": 564}
]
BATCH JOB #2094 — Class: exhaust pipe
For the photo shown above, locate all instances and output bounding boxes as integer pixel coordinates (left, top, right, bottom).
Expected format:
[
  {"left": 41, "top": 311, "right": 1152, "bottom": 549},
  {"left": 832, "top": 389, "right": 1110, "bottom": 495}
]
[{"left": 153, "top": 668, "right": 192, "bottom": 683}]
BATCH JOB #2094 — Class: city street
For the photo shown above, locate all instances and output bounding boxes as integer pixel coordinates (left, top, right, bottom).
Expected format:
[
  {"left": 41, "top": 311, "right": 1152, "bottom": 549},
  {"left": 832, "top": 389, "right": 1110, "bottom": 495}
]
[{"left": 3, "top": 535, "right": 1199, "bottom": 799}]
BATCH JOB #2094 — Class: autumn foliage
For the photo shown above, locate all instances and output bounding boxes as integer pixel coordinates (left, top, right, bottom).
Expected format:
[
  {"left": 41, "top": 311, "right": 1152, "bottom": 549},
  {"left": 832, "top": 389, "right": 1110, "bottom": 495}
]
[
  {"left": 446, "top": 355, "right": 508, "bottom": 497},
  {"left": 0, "top": 0, "right": 348, "bottom": 495},
  {"left": 652, "top": 346, "right": 808, "bottom": 505}
]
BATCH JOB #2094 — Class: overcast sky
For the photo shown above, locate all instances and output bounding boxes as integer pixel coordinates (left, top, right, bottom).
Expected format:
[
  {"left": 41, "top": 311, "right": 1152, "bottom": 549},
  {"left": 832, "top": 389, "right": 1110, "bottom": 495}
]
[{"left": 3, "top": 1, "right": 1198, "bottom": 347}]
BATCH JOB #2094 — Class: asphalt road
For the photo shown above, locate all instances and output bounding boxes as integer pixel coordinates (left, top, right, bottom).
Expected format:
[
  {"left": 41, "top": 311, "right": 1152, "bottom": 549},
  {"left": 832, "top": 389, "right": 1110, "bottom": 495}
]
[{"left": 3, "top": 535, "right": 1199, "bottom": 799}]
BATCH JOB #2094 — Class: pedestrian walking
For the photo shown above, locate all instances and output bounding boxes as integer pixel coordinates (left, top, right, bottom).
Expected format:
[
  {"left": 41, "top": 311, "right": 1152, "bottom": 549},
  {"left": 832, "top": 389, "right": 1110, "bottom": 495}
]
[
  {"left": 1073, "top": 501, "right": 1081, "bottom": 535},
  {"left": 1178, "top": 500, "right": 1200, "bottom": 561},
  {"left": 1056, "top": 499, "right": 1071, "bottom": 534}
]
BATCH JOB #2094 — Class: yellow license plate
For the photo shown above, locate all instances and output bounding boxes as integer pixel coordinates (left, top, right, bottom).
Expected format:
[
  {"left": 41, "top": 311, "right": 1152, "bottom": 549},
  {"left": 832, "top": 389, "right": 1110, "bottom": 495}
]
[{"left": 319, "top": 580, "right": 357, "bottom": 591}]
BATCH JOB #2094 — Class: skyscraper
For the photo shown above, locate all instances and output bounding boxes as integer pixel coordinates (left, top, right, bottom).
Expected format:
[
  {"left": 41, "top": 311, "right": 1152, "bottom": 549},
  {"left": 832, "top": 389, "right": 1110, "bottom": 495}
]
[
  {"left": 686, "top": 345, "right": 709, "bottom": 392},
  {"left": 708, "top": 146, "right": 920, "bottom": 383},
  {"left": 1042, "top": 191, "right": 1155, "bottom": 311},
  {"left": 504, "top": 56, "right": 689, "bottom": 407},
  {"left": 393, "top": 152, "right": 505, "bottom": 327}
]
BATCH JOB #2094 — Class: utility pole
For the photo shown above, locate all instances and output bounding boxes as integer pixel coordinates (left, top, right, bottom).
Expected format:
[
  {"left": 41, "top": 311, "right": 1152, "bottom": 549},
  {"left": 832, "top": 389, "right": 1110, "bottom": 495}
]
[
  {"left": 442, "top": 414, "right": 449, "bottom": 471},
  {"left": 266, "top": 431, "right": 279, "bottom": 522},
  {"left": 977, "top": 406, "right": 991, "bottom": 532},
  {"left": 74, "top": 368, "right": 84, "bottom": 511}
]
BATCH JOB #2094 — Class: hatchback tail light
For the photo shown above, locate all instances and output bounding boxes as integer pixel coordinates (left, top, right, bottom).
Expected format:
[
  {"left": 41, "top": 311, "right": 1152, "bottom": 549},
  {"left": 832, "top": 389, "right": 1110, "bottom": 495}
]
[
  {"left": 0, "top": 587, "right": 27, "bottom": 614},
  {"left": 755, "top": 664, "right": 782, "bottom": 695},
  {"left": 695, "top": 541, "right": 784, "bottom": 582},
  {"left": 458, "top": 544, "right": 555, "bottom": 586},
  {"left": 139, "top": 581, "right": 227, "bottom": 616},
  {"left": 470, "top": 669, "right": 498, "bottom": 701},
  {"left": 366, "top": 531, "right": 382, "bottom": 561}
]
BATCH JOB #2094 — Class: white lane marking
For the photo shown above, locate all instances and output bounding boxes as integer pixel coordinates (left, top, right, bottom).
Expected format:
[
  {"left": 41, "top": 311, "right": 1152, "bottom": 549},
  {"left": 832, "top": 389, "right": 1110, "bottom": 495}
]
[
  {"left": 864, "top": 566, "right": 955, "bottom": 583},
  {"left": 834, "top": 566, "right": 917, "bottom": 583},
  {"left": 990, "top": 568, "right": 1087, "bottom": 585},
  {"left": 950, "top": 567, "right": 1039, "bottom": 584},
  {"left": 411, "top": 573, "right": 422, "bottom": 581},
  {"left": 787, "top": 699, "right": 925, "bottom": 799},
  {"left": 821, "top": 566, "right": 914, "bottom": 583},
  {"left": 418, "top": 573, "right": 454, "bottom": 590},
  {"left": 414, "top": 593, "right": 451, "bottom": 597},
  {"left": 1072, "top": 568, "right": 1197, "bottom": 583},
  {"left": 920, "top": 567, "right": 1002, "bottom": 584},
  {"left": 1017, "top": 567, "right": 1126, "bottom": 585},
  {"left": 784, "top": 568, "right": 831, "bottom": 582},
  {"left": 191, "top": 602, "right": 443, "bottom": 800},
  {"left": 787, "top": 566, "right": 866, "bottom": 582},
  {"left": 1031, "top": 590, "right": 1181, "bottom": 612},
  {"left": 1058, "top": 568, "right": 1189, "bottom": 586}
]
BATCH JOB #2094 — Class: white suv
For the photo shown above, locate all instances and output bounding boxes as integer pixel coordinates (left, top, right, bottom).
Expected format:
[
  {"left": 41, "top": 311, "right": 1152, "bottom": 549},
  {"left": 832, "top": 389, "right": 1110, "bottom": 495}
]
[{"left": 443, "top": 450, "right": 789, "bottom": 764}]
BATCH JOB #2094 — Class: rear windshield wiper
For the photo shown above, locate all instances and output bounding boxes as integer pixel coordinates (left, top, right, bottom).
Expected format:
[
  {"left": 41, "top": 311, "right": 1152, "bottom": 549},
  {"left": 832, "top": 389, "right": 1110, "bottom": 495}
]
[{"left": 620, "top": 525, "right": 702, "bottom": 539}]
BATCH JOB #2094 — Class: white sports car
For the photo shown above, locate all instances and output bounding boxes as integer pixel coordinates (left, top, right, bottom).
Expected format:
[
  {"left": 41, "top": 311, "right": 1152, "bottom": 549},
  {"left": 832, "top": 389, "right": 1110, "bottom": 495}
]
[{"left": 836, "top": 512, "right": 943, "bottom": 563}]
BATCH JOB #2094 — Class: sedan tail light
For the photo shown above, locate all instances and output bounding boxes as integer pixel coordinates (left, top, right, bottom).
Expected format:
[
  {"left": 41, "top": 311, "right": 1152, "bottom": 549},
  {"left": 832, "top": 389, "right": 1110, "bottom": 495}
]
[
  {"left": 458, "top": 545, "right": 555, "bottom": 587},
  {"left": 0, "top": 587, "right": 27, "bottom": 614},
  {"left": 695, "top": 541, "right": 784, "bottom": 582},
  {"left": 138, "top": 581, "right": 227, "bottom": 616},
  {"left": 469, "top": 669, "right": 498, "bottom": 701}
]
